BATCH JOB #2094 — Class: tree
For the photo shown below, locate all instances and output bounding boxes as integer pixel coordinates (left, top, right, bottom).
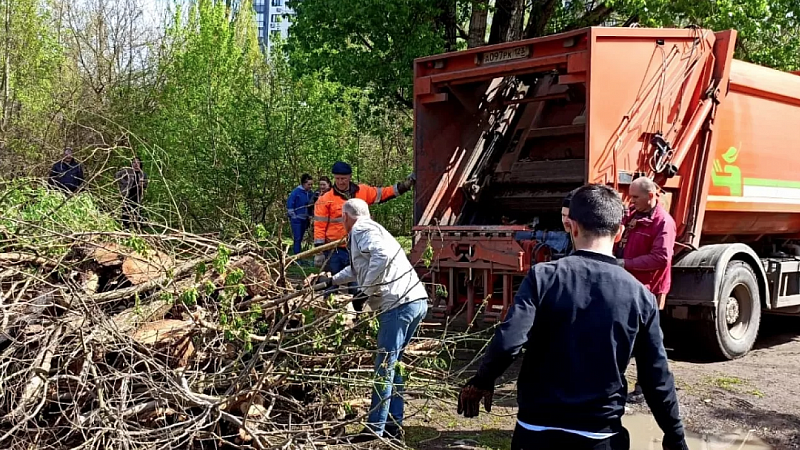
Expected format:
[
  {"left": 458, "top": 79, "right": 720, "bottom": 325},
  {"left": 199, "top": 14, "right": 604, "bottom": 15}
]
[
  {"left": 288, "top": 0, "right": 800, "bottom": 108},
  {"left": 0, "top": 0, "right": 63, "bottom": 173}
]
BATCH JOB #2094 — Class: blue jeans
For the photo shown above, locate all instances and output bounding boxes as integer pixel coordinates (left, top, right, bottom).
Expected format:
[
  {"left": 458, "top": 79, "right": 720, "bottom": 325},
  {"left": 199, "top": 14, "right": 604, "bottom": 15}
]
[
  {"left": 290, "top": 219, "right": 308, "bottom": 256},
  {"left": 367, "top": 299, "right": 428, "bottom": 435}
]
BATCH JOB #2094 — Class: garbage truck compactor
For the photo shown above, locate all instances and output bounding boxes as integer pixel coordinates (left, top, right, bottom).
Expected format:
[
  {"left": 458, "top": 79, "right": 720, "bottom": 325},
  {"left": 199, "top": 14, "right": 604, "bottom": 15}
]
[{"left": 410, "top": 26, "right": 800, "bottom": 360}]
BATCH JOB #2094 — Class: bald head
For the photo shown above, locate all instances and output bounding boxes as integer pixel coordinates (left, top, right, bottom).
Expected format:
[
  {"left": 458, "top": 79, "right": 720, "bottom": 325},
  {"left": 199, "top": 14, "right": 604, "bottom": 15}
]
[{"left": 629, "top": 177, "right": 659, "bottom": 212}]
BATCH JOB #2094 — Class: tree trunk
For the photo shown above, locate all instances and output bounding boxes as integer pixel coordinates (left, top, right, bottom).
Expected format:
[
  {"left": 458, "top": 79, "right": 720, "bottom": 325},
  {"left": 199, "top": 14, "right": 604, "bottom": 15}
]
[
  {"left": 1, "top": 0, "right": 11, "bottom": 133},
  {"left": 564, "top": 4, "right": 614, "bottom": 31},
  {"left": 437, "top": 0, "right": 457, "bottom": 52},
  {"left": 467, "top": 0, "right": 488, "bottom": 48},
  {"left": 488, "top": 0, "right": 524, "bottom": 44},
  {"left": 524, "top": 0, "right": 558, "bottom": 39}
]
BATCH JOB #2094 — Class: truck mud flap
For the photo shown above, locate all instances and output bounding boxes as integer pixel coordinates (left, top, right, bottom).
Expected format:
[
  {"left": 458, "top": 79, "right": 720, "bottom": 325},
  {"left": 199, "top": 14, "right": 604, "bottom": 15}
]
[{"left": 668, "top": 243, "right": 769, "bottom": 314}]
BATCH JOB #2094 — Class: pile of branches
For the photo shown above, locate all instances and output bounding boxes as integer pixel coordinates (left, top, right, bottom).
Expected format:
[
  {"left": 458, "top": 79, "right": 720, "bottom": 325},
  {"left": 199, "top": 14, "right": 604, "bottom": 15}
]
[{"left": 0, "top": 187, "right": 445, "bottom": 449}]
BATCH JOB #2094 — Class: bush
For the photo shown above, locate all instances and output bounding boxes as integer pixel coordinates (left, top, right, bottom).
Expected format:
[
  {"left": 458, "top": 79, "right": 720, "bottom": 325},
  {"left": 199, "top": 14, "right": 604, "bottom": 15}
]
[{"left": 0, "top": 179, "right": 119, "bottom": 253}]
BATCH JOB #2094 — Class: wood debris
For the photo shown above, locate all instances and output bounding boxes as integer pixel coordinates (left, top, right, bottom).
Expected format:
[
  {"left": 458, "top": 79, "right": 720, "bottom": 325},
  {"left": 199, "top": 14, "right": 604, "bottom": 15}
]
[{"left": 0, "top": 228, "right": 443, "bottom": 449}]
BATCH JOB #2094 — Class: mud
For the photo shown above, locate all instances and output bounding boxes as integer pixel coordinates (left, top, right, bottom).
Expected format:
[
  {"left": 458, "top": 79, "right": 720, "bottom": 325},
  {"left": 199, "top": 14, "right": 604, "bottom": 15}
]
[{"left": 624, "top": 413, "right": 770, "bottom": 449}]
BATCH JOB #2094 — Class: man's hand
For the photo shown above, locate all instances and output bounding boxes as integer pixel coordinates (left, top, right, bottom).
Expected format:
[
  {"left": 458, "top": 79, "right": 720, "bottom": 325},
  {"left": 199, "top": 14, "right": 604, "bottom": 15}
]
[
  {"left": 314, "top": 253, "right": 325, "bottom": 268},
  {"left": 397, "top": 173, "right": 416, "bottom": 195},
  {"left": 304, "top": 272, "right": 332, "bottom": 290},
  {"left": 616, "top": 258, "right": 626, "bottom": 268},
  {"left": 351, "top": 291, "right": 368, "bottom": 312},
  {"left": 457, "top": 380, "right": 493, "bottom": 418}
]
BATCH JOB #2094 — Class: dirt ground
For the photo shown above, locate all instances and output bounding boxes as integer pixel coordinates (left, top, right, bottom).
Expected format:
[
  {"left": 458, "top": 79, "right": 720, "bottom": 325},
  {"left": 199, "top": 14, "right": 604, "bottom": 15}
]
[{"left": 390, "top": 314, "right": 800, "bottom": 450}]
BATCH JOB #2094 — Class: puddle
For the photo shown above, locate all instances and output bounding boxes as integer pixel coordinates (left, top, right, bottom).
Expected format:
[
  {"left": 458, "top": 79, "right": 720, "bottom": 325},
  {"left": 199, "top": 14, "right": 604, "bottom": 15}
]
[{"left": 624, "top": 413, "right": 772, "bottom": 449}]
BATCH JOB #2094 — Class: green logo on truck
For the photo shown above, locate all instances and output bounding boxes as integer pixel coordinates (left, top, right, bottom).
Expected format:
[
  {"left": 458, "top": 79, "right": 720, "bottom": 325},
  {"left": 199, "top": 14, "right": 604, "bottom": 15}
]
[{"left": 711, "top": 147, "right": 742, "bottom": 196}]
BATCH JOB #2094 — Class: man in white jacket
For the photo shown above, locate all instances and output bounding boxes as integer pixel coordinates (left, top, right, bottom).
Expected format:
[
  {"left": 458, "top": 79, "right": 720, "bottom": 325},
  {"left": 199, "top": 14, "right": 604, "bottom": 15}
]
[{"left": 313, "top": 198, "right": 428, "bottom": 442}]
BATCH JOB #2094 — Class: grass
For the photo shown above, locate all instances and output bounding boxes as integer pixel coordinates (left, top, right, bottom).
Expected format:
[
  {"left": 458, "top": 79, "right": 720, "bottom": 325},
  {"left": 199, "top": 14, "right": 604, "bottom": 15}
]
[
  {"left": 708, "top": 375, "right": 745, "bottom": 392},
  {"left": 404, "top": 428, "right": 512, "bottom": 450}
]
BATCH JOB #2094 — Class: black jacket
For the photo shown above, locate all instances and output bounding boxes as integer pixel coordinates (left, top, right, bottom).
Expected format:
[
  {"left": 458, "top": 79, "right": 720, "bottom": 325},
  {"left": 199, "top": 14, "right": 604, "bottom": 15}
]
[
  {"left": 473, "top": 250, "right": 685, "bottom": 444},
  {"left": 49, "top": 160, "right": 84, "bottom": 192}
]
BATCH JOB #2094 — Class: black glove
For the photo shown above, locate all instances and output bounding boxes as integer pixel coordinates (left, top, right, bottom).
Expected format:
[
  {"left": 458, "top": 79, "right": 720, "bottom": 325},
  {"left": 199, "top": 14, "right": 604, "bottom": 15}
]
[
  {"left": 662, "top": 437, "right": 689, "bottom": 450},
  {"left": 313, "top": 275, "right": 333, "bottom": 290},
  {"left": 457, "top": 377, "right": 494, "bottom": 418},
  {"left": 351, "top": 290, "right": 368, "bottom": 312},
  {"left": 397, "top": 173, "right": 416, "bottom": 195}
]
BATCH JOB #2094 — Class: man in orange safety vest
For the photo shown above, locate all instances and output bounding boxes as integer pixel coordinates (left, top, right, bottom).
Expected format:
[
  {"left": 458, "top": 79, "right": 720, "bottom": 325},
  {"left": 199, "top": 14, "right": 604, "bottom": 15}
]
[{"left": 313, "top": 161, "right": 414, "bottom": 282}]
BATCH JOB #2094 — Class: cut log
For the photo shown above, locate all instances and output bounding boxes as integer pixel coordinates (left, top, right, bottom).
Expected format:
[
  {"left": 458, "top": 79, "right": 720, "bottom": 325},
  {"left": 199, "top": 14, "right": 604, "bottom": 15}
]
[
  {"left": 221, "top": 256, "right": 272, "bottom": 297},
  {"left": 132, "top": 319, "right": 196, "bottom": 368},
  {"left": 122, "top": 251, "right": 173, "bottom": 285},
  {"left": 89, "top": 243, "right": 124, "bottom": 267},
  {"left": 132, "top": 319, "right": 193, "bottom": 345}
]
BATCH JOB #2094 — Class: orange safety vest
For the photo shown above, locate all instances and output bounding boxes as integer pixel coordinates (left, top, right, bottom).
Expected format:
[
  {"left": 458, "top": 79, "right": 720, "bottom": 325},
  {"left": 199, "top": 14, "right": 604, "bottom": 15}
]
[{"left": 314, "top": 183, "right": 398, "bottom": 246}]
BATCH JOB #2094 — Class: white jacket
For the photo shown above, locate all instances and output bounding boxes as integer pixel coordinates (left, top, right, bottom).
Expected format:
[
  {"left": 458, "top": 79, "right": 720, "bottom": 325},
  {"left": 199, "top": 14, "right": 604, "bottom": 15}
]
[{"left": 332, "top": 218, "right": 428, "bottom": 312}]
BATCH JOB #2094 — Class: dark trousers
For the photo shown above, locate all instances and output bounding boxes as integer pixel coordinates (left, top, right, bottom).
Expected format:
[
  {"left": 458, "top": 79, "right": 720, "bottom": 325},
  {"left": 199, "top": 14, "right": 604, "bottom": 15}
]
[
  {"left": 290, "top": 219, "right": 309, "bottom": 256},
  {"left": 324, "top": 248, "right": 356, "bottom": 295},
  {"left": 122, "top": 198, "right": 142, "bottom": 229},
  {"left": 511, "top": 424, "right": 630, "bottom": 450}
]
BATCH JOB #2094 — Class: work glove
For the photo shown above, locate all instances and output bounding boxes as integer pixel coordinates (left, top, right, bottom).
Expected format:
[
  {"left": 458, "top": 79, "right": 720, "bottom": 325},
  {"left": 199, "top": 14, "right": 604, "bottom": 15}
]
[
  {"left": 457, "top": 377, "right": 494, "bottom": 418},
  {"left": 662, "top": 436, "right": 690, "bottom": 450},
  {"left": 397, "top": 173, "right": 416, "bottom": 195},
  {"left": 312, "top": 274, "right": 333, "bottom": 290},
  {"left": 314, "top": 253, "right": 326, "bottom": 268},
  {"left": 351, "top": 290, "right": 368, "bottom": 312}
]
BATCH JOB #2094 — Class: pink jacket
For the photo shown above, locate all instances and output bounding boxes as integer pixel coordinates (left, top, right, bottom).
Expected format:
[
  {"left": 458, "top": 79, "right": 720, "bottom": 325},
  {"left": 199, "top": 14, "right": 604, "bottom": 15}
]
[{"left": 619, "top": 203, "right": 676, "bottom": 295}]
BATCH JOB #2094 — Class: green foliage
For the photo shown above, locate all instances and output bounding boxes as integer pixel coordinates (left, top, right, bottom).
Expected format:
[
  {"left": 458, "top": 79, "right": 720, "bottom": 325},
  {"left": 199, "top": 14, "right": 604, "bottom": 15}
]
[
  {"left": 287, "top": 0, "right": 444, "bottom": 107},
  {"left": 180, "top": 288, "right": 199, "bottom": 307},
  {"left": 289, "top": 0, "right": 800, "bottom": 110},
  {"left": 124, "top": 236, "right": 149, "bottom": 255},
  {"left": 213, "top": 244, "right": 231, "bottom": 274},
  {"left": 0, "top": 0, "right": 64, "bottom": 169},
  {"left": 0, "top": 180, "right": 118, "bottom": 253}
]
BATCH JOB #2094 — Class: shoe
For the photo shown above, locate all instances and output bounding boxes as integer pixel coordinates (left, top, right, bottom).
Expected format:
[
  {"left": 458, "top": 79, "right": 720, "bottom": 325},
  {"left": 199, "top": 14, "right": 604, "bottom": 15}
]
[
  {"left": 628, "top": 383, "right": 644, "bottom": 404},
  {"left": 347, "top": 428, "right": 380, "bottom": 444},
  {"left": 384, "top": 425, "right": 404, "bottom": 442},
  {"left": 627, "top": 392, "right": 645, "bottom": 404}
]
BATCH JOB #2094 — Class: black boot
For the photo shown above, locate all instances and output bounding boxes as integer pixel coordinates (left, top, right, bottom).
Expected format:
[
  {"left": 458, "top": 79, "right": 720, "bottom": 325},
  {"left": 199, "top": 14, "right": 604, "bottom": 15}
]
[{"left": 628, "top": 383, "right": 645, "bottom": 404}]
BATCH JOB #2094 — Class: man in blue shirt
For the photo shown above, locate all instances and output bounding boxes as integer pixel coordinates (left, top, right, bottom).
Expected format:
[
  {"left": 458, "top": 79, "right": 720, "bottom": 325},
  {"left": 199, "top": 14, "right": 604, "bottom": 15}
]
[
  {"left": 49, "top": 148, "right": 85, "bottom": 193},
  {"left": 286, "top": 174, "right": 314, "bottom": 259},
  {"left": 457, "top": 184, "right": 688, "bottom": 450}
]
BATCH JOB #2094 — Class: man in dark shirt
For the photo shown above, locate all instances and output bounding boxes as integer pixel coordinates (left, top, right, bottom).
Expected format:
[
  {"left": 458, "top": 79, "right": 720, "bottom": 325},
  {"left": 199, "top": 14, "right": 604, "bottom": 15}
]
[
  {"left": 457, "top": 184, "right": 688, "bottom": 450},
  {"left": 48, "top": 148, "right": 84, "bottom": 193},
  {"left": 116, "top": 157, "right": 148, "bottom": 229}
]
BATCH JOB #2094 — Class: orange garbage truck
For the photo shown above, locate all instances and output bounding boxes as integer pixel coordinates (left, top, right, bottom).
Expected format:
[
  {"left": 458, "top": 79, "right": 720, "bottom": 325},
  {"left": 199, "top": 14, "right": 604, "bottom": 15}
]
[{"left": 410, "top": 26, "right": 800, "bottom": 360}]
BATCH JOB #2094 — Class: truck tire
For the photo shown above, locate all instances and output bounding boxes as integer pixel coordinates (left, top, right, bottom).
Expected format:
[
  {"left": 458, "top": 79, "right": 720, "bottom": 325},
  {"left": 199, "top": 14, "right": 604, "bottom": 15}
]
[{"left": 701, "top": 261, "right": 761, "bottom": 360}]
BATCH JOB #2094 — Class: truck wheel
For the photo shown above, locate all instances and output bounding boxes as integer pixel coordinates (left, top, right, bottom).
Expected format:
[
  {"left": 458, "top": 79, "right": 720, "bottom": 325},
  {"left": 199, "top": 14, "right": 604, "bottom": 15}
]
[{"left": 702, "top": 261, "right": 761, "bottom": 360}]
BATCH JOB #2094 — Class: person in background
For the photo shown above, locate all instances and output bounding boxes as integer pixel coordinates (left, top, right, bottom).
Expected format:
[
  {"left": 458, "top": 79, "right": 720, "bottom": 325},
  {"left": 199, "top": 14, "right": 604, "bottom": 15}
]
[
  {"left": 286, "top": 174, "right": 315, "bottom": 260},
  {"left": 313, "top": 161, "right": 414, "bottom": 277},
  {"left": 49, "top": 147, "right": 85, "bottom": 193},
  {"left": 311, "top": 198, "right": 428, "bottom": 443},
  {"left": 616, "top": 176, "right": 676, "bottom": 404},
  {"left": 312, "top": 176, "right": 331, "bottom": 204},
  {"left": 308, "top": 176, "right": 332, "bottom": 249},
  {"left": 116, "top": 157, "right": 148, "bottom": 228},
  {"left": 457, "top": 184, "right": 688, "bottom": 450}
]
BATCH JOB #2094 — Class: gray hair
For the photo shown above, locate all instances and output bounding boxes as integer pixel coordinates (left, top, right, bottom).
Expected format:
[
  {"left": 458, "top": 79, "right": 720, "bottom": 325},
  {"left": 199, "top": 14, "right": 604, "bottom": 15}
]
[
  {"left": 631, "top": 176, "right": 659, "bottom": 194},
  {"left": 342, "top": 198, "right": 370, "bottom": 219}
]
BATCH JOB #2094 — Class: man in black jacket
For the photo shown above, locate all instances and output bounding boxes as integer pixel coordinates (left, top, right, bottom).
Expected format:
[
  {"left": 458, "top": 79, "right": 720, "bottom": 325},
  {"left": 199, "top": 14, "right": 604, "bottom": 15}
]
[
  {"left": 457, "top": 184, "right": 688, "bottom": 450},
  {"left": 49, "top": 148, "right": 84, "bottom": 193}
]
